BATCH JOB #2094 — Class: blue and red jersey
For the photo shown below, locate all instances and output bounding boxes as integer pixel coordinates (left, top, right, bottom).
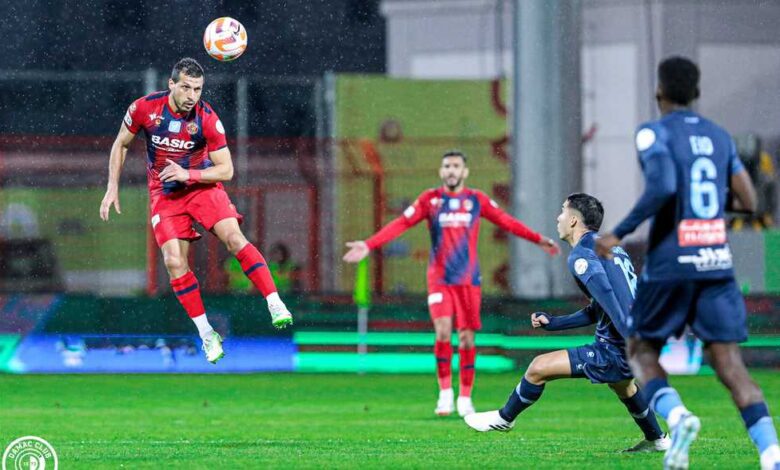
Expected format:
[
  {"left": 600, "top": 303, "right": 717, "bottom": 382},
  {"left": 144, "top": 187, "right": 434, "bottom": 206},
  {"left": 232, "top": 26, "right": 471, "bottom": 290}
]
[
  {"left": 365, "top": 187, "right": 543, "bottom": 288},
  {"left": 124, "top": 91, "right": 227, "bottom": 197}
]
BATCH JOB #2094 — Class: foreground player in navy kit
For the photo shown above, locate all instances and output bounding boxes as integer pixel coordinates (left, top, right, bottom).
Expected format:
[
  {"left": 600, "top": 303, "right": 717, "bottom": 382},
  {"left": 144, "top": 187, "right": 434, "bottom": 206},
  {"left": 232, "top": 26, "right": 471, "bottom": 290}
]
[
  {"left": 597, "top": 57, "right": 779, "bottom": 470},
  {"left": 465, "top": 193, "right": 669, "bottom": 453}
]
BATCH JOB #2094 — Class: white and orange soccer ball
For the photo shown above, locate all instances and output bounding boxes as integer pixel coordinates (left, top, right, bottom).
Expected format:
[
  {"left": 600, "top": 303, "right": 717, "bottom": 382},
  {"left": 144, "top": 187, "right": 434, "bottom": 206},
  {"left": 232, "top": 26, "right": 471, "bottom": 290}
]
[{"left": 203, "top": 17, "right": 248, "bottom": 62}]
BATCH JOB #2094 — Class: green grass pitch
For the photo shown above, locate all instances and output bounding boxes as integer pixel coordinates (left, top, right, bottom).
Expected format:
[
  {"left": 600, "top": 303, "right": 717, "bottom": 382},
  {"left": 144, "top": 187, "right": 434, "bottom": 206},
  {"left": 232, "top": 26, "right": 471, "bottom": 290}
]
[{"left": 1, "top": 371, "right": 777, "bottom": 468}]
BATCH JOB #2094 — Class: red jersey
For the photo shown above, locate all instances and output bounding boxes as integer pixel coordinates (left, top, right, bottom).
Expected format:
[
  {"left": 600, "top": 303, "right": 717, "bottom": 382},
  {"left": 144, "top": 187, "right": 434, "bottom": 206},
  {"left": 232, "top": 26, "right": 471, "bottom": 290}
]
[
  {"left": 124, "top": 91, "right": 227, "bottom": 196},
  {"left": 365, "top": 187, "right": 543, "bottom": 287}
]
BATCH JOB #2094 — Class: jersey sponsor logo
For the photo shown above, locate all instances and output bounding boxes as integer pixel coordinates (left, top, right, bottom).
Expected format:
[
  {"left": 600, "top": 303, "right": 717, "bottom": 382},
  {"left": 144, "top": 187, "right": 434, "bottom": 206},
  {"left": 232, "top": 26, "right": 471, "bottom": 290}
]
[
  {"left": 403, "top": 205, "right": 415, "bottom": 219},
  {"left": 437, "top": 212, "right": 472, "bottom": 227},
  {"left": 216, "top": 120, "right": 225, "bottom": 134},
  {"left": 635, "top": 128, "right": 656, "bottom": 151},
  {"left": 149, "top": 113, "right": 162, "bottom": 126},
  {"left": 448, "top": 198, "right": 460, "bottom": 210},
  {"left": 427, "top": 292, "right": 444, "bottom": 305},
  {"left": 123, "top": 111, "right": 132, "bottom": 126},
  {"left": 168, "top": 120, "right": 182, "bottom": 133},
  {"left": 187, "top": 122, "right": 199, "bottom": 135},
  {"left": 151, "top": 134, "right": 196, "bottom": 150},
  {"left": 678, "top": 218, "right": 726, "bottom": 247},
  {"left": 574, "top": 258, "right": 588, "bottom": 275},
  {"left": 677, "top": 246, "right": 733, "bottom": 272}
]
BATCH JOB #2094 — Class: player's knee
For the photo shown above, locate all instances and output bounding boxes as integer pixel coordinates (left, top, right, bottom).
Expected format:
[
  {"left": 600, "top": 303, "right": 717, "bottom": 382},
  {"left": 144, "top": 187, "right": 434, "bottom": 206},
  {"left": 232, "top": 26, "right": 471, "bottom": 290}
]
[
  {"left": 608, "top": 380, "right": 635, "bottom": 398},
  {"left": 525, "top": 356, "right": 549, "bottom": 383},
  {"left": 457, "top": 331, "right": 475, "bottom": 349},
  {"left": 162, "top": 253, "right": 187, "bottom": 274},
  {"left": 223, "top": 231, "right": 248, "bottom": 254}
]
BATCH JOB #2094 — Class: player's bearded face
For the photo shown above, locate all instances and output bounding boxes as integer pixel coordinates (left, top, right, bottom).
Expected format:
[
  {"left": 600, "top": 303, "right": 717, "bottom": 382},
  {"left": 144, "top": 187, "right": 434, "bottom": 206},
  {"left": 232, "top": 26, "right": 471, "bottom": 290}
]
[
  {"left": 168, "top": 74, "right": 204, "bottom": 113},
  {"left": 439, "top": 157, "right": 468, "bottom": 191}
]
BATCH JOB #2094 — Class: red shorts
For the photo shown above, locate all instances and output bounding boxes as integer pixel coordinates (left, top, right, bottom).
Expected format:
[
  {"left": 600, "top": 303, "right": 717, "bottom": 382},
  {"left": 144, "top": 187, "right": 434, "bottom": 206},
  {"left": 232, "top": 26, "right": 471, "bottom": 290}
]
[
  {"left": 427, "top": 285, "right": 482, "bottom": 331},
  {"left": 150, "top": 184, "right": 243, "bottom": 247}
]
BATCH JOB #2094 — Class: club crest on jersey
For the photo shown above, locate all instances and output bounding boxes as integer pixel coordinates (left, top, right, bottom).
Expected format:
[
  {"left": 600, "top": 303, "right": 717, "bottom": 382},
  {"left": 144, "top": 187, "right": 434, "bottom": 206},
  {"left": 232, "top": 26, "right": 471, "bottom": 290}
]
[
  {"left": 168, "top": 120, "right": 182, "bottom": 133},
  {"left": 151, "top": 135, "right": 196, "bottom": 150},
  {"left": 186, "top": 122, "right": 199, "bottom": 135},
  {"left": 463, "top": 199, "right": 473, "bottom": 212}
]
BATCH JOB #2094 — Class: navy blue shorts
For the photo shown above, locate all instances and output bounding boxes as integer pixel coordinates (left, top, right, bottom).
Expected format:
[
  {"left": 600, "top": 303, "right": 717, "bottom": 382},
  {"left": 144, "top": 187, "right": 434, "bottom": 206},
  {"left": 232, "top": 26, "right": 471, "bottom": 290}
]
[
  {"left": 630, "top": 277, "right": 747, "bottom": 344},
  {"left": 567, "top": 341, "right": 633, "bottom": 384}
]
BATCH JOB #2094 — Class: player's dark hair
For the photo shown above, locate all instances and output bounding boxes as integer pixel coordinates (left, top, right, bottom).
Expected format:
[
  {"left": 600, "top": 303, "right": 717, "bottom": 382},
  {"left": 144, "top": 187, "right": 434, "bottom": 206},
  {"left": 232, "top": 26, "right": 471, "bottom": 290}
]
[
  {"left": 442, "top": 149, "right": 467, "bottom": 163},
  {"left": 566, "top": 193, "right": 604, "bottom": 231},
  {"left": 658, "top": 56, "right": 700, "bottom": 106},
  {"left": 171, "top": 58, "right": 205, "bottom": 82}
]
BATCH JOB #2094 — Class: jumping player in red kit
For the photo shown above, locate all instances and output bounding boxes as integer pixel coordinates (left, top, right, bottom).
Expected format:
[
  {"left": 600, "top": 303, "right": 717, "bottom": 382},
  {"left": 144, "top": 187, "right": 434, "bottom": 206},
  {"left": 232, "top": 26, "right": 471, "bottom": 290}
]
[
  {"left": 343, "top": 150, "right": 560, "bottom": 416},
  {"left": 99, "top": 58, "right": 293, "bottom": 364}
]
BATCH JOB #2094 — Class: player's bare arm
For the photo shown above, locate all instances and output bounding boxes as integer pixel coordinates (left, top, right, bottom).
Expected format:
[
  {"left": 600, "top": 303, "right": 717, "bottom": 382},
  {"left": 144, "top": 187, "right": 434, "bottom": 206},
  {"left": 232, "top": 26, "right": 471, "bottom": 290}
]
[
  {"left": 159, "top": 147, "right": 234, "bottom": 184},
  {"left": 100, "top": 123, "right": 136, "bottom": 221},
  {"left": 729, "top": 170, "right": 758, "bottom": 214}
]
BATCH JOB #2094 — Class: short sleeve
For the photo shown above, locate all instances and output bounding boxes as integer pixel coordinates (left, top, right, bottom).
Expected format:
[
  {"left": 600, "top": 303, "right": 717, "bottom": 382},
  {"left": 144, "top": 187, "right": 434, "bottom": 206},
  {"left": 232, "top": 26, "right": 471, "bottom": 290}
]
[
  {"left": 569, "top": 251, "right": 605, "bottom": 286},
  {"left": 728, "top": 138, "right": 746, "bottom": 175},
  {"left": 635, "top": 123, "right": 671, "bottom": 165},
  {"left": 202, "top": 104, "right": 228, "bottom": 152},
  {"left": 123, "top": 99, "right": 144, "bottom": 134}
]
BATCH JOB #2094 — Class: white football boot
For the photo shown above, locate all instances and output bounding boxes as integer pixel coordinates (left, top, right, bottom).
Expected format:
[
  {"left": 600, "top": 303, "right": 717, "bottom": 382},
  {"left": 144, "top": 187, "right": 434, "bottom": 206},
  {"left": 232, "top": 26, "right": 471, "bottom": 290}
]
[
  {"left": 457, "top": 396, "right": 476, "bottom": 417},
  {"left": 664, "top": 413, "right": 701, "bottom": 470},
  {"left": 623, "top": 434, "right": 671, "bottom": 453},
  {"left": 464, "top": 410, "right": 515, "bottom": 432},
  {"left": 760, "top": 444, "right": 780, "bottom": 470},
  {"left": 202, "top": 331, "right": 224, "bottom": 364},
  {"left": 435, "top": 388, "right": 455, "bottom": 416},
  {"left": 268, "top": 300, "right": 293, "bottom": 329}
]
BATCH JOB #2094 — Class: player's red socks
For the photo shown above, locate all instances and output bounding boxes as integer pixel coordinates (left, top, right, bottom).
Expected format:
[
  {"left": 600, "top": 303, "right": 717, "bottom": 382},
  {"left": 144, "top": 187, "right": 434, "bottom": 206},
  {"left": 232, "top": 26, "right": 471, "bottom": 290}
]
[
  {"left": 235, "top": 243, "right": 277, "bottom": 297},
  {"left": 459, "top": 347, "right": 476, "bottom": 397},
  {"left": 434, "top": 340, "right": 453, "bottom": 390},
  {"left": 170, "top": 271, "right": 205, "bottom": 318}
]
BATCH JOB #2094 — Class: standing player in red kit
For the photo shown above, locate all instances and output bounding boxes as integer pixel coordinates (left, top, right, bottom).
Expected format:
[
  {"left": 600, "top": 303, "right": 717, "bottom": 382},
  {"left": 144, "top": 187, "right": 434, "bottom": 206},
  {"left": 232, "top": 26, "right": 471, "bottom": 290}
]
[
  {"left": 99, "top": 58, "right": 293, "bottom": 364},
  {"left": 343, "top": 150, "right": 560, "bottom": 416}
]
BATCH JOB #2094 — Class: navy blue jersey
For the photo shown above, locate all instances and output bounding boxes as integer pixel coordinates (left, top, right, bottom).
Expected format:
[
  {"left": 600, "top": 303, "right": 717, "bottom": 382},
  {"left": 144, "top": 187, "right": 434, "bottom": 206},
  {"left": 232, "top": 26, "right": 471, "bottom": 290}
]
[
  {"left": 614, "top": 110, "right": 745, "bottom": 281},
  {"left": 568, "top": 232, "right": 637, "bottom": 346}
]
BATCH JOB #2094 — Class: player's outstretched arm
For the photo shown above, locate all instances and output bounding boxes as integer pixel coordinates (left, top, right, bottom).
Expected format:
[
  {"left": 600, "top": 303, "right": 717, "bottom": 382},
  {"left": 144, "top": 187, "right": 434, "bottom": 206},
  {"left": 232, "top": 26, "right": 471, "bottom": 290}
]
[
  {"left": 343, "top": 193, "right": 431, "bottom": 263},
  {"left": 532, "top": 306, "right": 597, "bottom": 332},
  {"left": 477, "top": 192, "right": 560, "bottom": 257},
  {"left": 100, "top": 124, "right": 136, "bottom": 221}
]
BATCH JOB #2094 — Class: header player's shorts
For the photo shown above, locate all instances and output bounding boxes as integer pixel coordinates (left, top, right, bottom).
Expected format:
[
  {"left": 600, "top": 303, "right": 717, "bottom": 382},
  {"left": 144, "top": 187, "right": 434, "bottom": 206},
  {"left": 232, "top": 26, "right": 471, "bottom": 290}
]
[
  {"left": 629, "top": 278, "right": 748, "bottom": 343},
  {"left": 427, "top": 285, "right": 482, "bottom": 330},
  {"left": 150, "top": 184, "right": 243, "bottom": 247}
]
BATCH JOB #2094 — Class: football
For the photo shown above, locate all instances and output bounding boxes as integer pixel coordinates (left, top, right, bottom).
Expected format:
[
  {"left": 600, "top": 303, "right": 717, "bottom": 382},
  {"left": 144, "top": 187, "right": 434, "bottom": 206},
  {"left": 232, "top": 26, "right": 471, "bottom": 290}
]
[{"left": 203, "top": 17, "right": 248, "bottom": 62}]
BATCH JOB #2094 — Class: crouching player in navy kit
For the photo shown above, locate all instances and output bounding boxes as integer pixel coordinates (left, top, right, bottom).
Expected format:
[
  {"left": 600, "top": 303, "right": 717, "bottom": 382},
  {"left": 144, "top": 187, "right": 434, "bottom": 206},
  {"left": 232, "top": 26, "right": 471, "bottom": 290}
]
[
  {"left": 465, "top": 193, "right": 670, "bottom": 453},
  {"left": 596, "top": 56, "right": 780, "bottom": 470}
]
